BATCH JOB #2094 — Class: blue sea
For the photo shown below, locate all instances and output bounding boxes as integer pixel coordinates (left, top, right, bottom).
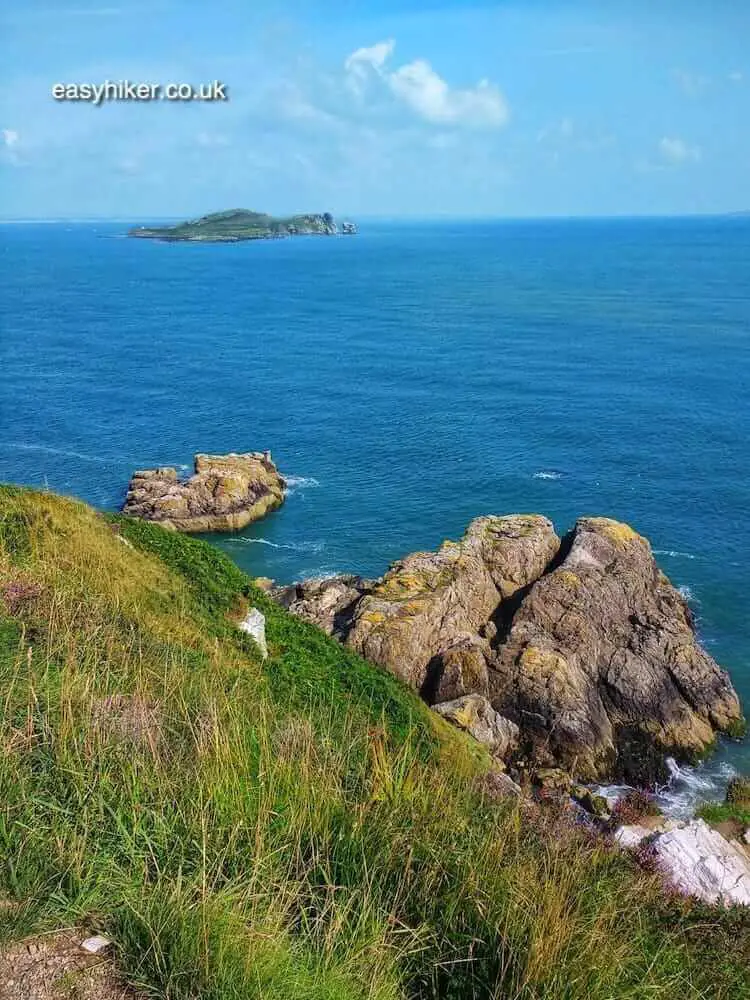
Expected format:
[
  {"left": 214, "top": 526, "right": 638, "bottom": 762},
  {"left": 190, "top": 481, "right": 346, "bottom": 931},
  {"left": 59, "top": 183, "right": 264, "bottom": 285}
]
[{"left": 2, "top": 217, "right": 749, "bottom": 809}]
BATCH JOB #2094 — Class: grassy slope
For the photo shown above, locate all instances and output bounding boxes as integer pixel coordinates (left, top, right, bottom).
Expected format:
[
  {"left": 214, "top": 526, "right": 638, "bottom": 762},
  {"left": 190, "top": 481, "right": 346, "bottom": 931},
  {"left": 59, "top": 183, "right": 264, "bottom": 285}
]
[{"left": 0, "top": 485, "right": 748, "bottom": 999}]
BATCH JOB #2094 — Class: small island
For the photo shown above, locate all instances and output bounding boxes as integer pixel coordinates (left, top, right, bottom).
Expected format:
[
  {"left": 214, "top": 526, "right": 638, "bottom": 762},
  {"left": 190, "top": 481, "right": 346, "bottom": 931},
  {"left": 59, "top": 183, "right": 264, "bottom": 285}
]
[{"left": 128, "top": 208, "right": 358, "bottom": 243}]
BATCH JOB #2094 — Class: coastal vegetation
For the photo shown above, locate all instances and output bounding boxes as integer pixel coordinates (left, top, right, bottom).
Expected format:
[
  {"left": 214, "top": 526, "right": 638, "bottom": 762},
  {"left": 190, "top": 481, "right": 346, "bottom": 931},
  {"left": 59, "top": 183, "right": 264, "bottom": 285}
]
[{"left": 0, "top": 485, "right": 748, "bottom": 998}]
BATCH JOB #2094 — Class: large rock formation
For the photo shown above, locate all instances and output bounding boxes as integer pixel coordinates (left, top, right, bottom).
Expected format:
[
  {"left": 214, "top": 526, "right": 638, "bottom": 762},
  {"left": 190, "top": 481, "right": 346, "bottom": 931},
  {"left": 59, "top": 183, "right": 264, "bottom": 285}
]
[
  {"left": 274, "top": 514, "right": 743, "bottom": 784},
  {"left": 490, "top": 518, "right": 742, "bottom": 781},
  {"left": 345, "top": 516, "right": 559, "bottom": 691},
  {"left": 122, "top": 452, "right": 285, "bottom": 533}
]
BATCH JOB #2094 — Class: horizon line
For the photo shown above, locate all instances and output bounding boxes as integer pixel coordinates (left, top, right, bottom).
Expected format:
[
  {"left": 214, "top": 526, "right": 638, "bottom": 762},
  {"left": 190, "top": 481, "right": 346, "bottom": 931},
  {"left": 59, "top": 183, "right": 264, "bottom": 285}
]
[{"left": 0, "top": 210, "right": 748, "bottom": 224}]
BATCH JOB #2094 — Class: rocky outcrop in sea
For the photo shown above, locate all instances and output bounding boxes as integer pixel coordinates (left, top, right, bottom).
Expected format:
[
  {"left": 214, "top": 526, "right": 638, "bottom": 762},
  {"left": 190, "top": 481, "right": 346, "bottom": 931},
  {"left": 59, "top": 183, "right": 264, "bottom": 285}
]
[
  {"left": 273, "top": 515, "right": 743, "bottom": 785},
  {"left": 122, "top": 452, "right": 285, "bottom": 533}
]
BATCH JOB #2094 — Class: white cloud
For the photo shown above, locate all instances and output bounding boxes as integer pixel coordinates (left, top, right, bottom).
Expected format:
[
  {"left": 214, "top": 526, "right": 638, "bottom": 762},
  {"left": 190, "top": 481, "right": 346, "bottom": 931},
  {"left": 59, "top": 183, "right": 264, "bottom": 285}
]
[
  {"left": 388, "top": 60, "right": 508, "bottom": 127},
  {"left": 729, "top": 70, "right": 743, "bottom": 83},
  {"left": 344, "top": 39, "right": 509, "bottom": 129},
  {"left": 659, "top": 136, "right": 701, "bottom": 164},
  {"left": 2, "top": 129, "right": 19, "bottom": 147},
  {"left": 345, "top": 40, "right": 396, "bottom": 75}
]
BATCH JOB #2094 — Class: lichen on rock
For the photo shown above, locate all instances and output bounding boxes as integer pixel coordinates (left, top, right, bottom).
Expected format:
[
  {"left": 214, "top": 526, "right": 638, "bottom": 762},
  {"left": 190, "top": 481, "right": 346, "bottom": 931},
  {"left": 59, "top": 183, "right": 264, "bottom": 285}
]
[
  {"left": 434, "top": 694, "right": 520, "bottom": 758},
  {"left": 344, "top": 515, "right": 559, "bottom": 691}
]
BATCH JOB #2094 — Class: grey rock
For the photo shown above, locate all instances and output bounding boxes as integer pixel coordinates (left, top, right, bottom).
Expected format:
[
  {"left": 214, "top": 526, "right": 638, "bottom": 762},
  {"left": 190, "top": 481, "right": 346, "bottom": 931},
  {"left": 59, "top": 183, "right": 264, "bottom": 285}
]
[
  {"left": 273, "top": 575, "right": 371, "bottom": 637},
  {"left": 345, "top": 515, "right": 559, "bottom": 690},
  {"left": 424, "top": 635, "right": 491, "bottom": 704},
  {"left": 490, "top": 517, "right": 742, "bottom": 782},
  {"left": 270, "top": 512, "right": 743, "bottom": 786},
  {"left": 475, "top": 768, "right": 523, "bottom": 800},
  {"left": 434, "top": 694, "right": 520, "bottom": 759}
]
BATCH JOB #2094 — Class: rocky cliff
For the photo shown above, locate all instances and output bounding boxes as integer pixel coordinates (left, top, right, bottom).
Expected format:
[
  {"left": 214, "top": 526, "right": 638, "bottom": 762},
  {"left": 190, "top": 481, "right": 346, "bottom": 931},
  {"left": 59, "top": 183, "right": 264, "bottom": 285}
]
[
  {"left": 122, "top": 452, "right": 285, "bottom": 532},
  {"left": 274, "top": 515, "right": 743, "bottom": 784},
  {"left": 491, "top": 517, "right": 741, "bottom": 781}
]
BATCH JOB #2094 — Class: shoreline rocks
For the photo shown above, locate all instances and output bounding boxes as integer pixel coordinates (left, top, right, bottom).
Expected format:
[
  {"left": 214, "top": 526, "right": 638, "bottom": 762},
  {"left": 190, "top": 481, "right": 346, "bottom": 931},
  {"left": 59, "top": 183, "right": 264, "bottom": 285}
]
[
  {"left": 274, "top": 575, "right": 373, "bottom": 638},
  {"left": 122, "top": 452, "right": 285, "bottom": 533},
  {"left": 273, "top": 514, "right": 743, "bottom": 785}
]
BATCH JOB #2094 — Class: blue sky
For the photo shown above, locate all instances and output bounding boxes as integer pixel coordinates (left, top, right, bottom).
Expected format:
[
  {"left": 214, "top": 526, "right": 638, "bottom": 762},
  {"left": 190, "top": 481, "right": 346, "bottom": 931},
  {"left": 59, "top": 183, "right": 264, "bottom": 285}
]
[{"left": 1, "top": 0, "right": 748, "bottom": 218}]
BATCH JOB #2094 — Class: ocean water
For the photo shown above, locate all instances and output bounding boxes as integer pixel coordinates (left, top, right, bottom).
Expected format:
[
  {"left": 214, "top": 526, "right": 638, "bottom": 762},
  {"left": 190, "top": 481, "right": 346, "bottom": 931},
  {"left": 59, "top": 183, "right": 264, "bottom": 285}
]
[{"left": 2, "top": 217, "right": 749, "bottom": 808}]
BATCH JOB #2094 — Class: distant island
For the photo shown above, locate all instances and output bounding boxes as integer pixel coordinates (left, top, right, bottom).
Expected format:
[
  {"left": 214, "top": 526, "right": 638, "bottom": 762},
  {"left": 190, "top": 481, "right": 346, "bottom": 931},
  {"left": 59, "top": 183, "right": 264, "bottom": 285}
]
[{"left": 128, "top": 209, "right": 358, "bottom": 242}]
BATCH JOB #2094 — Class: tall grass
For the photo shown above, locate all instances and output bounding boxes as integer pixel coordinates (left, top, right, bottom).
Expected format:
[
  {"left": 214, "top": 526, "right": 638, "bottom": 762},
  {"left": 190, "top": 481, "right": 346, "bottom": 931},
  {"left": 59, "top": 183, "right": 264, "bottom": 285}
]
[{"left": 0, "top": 485, "right": 747, "bottom": 999}]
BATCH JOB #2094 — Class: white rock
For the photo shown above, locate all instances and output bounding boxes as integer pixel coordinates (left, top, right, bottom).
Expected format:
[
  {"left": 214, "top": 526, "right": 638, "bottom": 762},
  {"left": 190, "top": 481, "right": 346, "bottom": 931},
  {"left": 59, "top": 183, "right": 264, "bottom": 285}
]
[
  {"left": 616, "top": 819, "right": 750, "bottom": 907},
  {"left": 239, "top": 607, "right": 267, "bottom": 659},
  {"left": 651, "top": 820, "right": 750, "bottom": 907},
  {"left": 615, "top": 824, "right": 653, "bottom": 849},
  {"left": 80, "top": 935, "right": 111, "bottom": 953}
]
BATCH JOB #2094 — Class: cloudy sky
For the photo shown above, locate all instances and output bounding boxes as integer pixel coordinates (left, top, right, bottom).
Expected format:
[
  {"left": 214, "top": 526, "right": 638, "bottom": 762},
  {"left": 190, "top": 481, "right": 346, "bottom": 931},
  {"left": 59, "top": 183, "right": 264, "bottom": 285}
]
[{"left": 1, "top": 0, "right": 748, "bottom": 219}]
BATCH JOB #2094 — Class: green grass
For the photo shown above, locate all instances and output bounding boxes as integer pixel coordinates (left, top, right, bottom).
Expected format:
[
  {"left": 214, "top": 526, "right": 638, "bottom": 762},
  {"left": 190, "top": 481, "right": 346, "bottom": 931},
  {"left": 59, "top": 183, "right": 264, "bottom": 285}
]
[
  {"left": 697, "top": 802, "right": 750, "bottom": 827},
  {"left": 0, "top": 485, "right": 748, "bottom": 999}
]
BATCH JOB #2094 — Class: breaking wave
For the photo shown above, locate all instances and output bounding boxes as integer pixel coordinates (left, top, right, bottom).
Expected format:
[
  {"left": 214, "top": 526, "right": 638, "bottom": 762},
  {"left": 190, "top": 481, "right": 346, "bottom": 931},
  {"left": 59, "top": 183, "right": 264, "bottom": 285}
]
[
  {"left": 596, "top": 757, "right": 738, "bottom": 822},
  {"left": 678, "top": 585, "right": 698, "bottom": 603},
  {"left": 655, "top": 758, "right": 739, "bottom": 820},
  {"left": 284, "top": 475, "right": 321, "bottom": 496},
  {"left": 532, "top": 470, "right": 564, "bottom": 480}
]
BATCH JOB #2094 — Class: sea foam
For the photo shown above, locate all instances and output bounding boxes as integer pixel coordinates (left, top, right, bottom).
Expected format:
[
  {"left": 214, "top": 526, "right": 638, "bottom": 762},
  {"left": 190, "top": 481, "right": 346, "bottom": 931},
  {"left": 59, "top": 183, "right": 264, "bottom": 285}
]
[
  {"left": 284, "top": 476, "right": 321, "bottom": 496},
  {"left": 596, "top": 757, "right": 738, "bottom": 822},
  {"left": 654, "top": 549, "right": 696, "bottom": 560},
  {"left": 229, "top": 537, "right": 324, "bottom": 554}
]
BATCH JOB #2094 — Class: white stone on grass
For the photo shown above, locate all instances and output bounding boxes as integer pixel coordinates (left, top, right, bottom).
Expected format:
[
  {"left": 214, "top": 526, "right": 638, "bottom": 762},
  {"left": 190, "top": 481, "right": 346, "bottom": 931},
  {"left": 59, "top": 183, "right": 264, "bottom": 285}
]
[
  {"left": 614, "top": 825, "right": 653, "bottom": 849},
  {"left": 239, "top": 608, "right": 267, "bottom": 659},
  {"left": 80, "top": 935, "right": 112, "bottom": 954}
]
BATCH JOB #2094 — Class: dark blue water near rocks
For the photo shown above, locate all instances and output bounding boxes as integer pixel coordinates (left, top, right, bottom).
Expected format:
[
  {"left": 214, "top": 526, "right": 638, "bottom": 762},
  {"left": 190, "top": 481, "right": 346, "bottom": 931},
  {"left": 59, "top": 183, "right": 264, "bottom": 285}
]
[{"left": 2, "top": 217, "right": 749, "bottom": 799}]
